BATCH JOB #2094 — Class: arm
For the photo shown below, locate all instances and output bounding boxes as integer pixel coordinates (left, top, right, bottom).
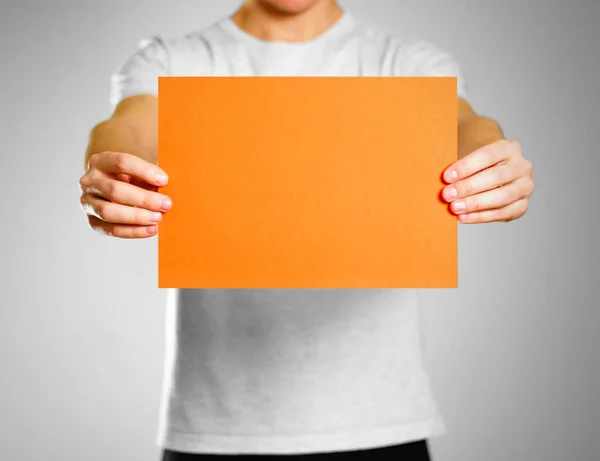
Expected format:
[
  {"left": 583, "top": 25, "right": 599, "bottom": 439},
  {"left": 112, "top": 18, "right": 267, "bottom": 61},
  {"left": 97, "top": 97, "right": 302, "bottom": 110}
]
[
  {"left": 79, "top": 95, "right": 173, "bottom": 239},
  {"left": 457, "top": 98, "right": 505, "bottom": 159},
  {"left": 441, "top": 98, "right": 534, "bottom": 223},
  {"left": 84, "top": 95, "right": 158, "bottom": 169},
  {"left": 79, "top": 35, "right": 173, "bottom": 238},
  {"left": 393, "top": 40, "right": 534, "bottom": 223}
]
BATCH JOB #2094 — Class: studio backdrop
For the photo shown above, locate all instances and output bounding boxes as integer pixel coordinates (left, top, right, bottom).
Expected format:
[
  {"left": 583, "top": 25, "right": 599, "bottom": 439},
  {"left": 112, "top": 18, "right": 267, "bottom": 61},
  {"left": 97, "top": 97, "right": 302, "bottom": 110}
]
[{"left": 0, "top": 1, "right": 598, "bottom": 460}]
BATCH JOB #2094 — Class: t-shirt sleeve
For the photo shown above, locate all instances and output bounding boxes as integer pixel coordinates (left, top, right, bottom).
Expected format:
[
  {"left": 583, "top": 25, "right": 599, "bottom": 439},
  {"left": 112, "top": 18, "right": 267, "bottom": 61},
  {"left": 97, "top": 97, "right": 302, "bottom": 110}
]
[
  {"left": 395, "top": 40, "right": 469, "bottom": 100},
  {"left": 109, "top": 36, "right": 171, "bottom": 107}
]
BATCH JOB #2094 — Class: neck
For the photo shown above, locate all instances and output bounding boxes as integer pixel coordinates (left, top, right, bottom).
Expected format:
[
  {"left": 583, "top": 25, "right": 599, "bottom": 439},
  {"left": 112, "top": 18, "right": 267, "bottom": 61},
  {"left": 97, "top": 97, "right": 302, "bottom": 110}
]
[{"left": 232, "top": 1, "right": 343, "bottom": 43}]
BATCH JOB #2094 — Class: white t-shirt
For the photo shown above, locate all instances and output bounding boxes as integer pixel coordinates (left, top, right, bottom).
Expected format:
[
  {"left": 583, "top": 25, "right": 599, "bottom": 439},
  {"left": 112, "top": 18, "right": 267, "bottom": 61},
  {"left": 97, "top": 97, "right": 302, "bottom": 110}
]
[{"left": 111, "top": 10, "right": 468, "bottom": 456}]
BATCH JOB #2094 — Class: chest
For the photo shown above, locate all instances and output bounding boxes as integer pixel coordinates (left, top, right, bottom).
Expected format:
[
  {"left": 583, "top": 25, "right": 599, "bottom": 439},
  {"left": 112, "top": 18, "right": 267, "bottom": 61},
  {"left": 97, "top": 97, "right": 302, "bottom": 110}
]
[{"left": 176, "top": 39, "right": 397, "bottom": 77}]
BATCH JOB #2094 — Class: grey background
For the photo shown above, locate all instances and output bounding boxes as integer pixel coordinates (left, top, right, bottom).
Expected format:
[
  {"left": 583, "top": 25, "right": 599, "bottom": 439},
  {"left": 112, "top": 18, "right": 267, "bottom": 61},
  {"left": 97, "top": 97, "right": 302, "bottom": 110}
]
[{"left": 0, "top": 0, "right": 598, "bottom": 460}]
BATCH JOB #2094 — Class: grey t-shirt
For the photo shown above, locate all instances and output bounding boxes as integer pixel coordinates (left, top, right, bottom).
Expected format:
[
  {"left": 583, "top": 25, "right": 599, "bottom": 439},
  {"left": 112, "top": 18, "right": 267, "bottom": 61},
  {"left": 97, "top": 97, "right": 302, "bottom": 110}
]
[{"left": 111, "top": 10, "right": 468, "bottom": 455}]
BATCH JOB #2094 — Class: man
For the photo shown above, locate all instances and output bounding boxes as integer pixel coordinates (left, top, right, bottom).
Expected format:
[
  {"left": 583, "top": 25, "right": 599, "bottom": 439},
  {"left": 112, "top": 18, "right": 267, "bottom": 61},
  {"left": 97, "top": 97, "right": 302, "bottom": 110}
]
[{"left": 79, "top": 0, "right": 535, "bottom": 459}]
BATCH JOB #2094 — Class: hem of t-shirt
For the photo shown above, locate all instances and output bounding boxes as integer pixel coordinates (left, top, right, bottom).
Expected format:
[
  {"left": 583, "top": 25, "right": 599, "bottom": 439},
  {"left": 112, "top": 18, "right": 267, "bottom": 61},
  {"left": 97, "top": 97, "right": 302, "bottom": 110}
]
[{"left": 157, "top": 417, "right": 447, "bottom": 455}]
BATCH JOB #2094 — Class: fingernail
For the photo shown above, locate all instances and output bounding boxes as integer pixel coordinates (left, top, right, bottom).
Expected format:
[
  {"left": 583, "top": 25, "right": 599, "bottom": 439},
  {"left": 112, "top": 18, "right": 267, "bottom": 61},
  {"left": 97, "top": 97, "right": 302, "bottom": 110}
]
[
  {"left": 445, "top": 187, "right": 457, "bottom": 200},
  {"left": 161, "top": 198, "right": 172, "bottom": 210},
  {"left": 150, "top": 212, "right": 163, "bottom": 223},
  {"left": 147, "top": 225, "right": 157, "bottom": 234},
  {"left": 453, "top": 200, "right": 466, "bottom": 211},
  {"left": 155, "top": 170, "right": 168, "bottom": 184},
  {"left": 448, "top": 170, "right": 458, "bottom": 182}
]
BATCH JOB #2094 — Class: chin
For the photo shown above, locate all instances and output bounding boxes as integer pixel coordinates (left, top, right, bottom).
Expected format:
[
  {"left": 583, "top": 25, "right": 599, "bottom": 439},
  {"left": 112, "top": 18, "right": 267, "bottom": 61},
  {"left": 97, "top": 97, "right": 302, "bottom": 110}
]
[{"left": 260, "top": 0, "right": 324, "bottom": 14}]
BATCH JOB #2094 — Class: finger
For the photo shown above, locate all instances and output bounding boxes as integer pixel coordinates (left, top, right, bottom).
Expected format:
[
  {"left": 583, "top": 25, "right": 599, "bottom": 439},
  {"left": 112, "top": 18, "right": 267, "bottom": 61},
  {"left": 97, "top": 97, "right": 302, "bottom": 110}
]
[
  {"left": 444, "top": 140, "right": 517, "bottom": 183},
  {"left": 114, "top": 173, "right": 133, "bottom": 184},
  {"left": 89, "top": 152, "right": 168, "bottom": 187},
  {"left": 82, "top": 172, "right": 172, "bottom": 212},
  {"left": 449, "top": 178, "right": 531, "bottom": 215},
  {"left": 104, "top": 173, "right": 159, "bottom": 191},
  {"left": 129, "top": 175, "right": 159, "bottom": 192},
  {"left": 458, "top": 198, "right": 529, "bottom": 224},
  {"left": 80, "top": 194, "right": 163, "bottom": 225},
  {"left": 87, "top": 215, "right": 159, "bottom": 239},
  {"left": 442, "top": 160, "right": 521, "bottom": 201}
]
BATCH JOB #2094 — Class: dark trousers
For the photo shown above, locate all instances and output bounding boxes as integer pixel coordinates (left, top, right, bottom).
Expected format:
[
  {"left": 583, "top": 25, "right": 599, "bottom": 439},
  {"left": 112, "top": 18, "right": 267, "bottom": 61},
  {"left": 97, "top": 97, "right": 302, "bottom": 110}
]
[{"left": 162, "top": 440, "right": 431, "bottom": 460}]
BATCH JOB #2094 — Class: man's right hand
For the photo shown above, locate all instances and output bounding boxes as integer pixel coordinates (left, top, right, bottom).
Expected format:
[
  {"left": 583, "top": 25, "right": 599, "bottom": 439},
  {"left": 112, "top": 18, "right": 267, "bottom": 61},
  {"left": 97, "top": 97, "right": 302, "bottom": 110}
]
[{"left": 79, "top": 151, "right": 172, "bottom": 239}]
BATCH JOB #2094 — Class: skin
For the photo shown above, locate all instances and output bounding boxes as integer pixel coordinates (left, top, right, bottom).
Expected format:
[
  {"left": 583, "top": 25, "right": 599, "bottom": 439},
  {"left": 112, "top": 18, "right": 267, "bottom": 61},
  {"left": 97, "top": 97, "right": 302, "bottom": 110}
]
[
  {"left": 451, "top": 99, "right": 534, "bottom": 223},
  {"left": 232, "top": 0, "right": 343, "bottom": 42},
  {"left": 79, "top": 0, "right": 534, "bottom": 238}
]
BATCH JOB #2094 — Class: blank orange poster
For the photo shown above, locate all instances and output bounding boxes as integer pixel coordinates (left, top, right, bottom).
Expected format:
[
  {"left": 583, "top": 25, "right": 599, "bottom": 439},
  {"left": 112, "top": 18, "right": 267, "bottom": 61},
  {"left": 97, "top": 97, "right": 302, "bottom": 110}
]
[{"left": 158, "top": 77, "right": 457, "bottom": 289}]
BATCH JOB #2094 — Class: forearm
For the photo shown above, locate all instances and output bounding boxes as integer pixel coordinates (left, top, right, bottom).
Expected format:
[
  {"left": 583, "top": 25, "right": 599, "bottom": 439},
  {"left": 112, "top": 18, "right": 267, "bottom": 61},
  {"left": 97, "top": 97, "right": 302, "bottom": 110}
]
[
  {"left": 84, "top": 117, "right": 157, "bottom": 171},
  {"left": 458, "top": 116, "right": 504, "bottom": 159}
]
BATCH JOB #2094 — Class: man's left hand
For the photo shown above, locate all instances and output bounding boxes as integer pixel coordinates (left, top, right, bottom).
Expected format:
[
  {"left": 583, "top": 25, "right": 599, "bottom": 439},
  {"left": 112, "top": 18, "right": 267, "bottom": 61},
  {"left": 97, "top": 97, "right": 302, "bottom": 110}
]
[{"left": 441, "top": 139, "right": 534, "bottom": 224}]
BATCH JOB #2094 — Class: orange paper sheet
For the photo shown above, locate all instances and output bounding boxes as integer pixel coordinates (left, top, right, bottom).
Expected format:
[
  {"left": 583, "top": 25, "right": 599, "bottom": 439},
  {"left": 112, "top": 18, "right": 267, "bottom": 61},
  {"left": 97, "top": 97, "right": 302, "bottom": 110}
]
[{"left": 158, "top": 77, "right": 457, "bottom": 288}]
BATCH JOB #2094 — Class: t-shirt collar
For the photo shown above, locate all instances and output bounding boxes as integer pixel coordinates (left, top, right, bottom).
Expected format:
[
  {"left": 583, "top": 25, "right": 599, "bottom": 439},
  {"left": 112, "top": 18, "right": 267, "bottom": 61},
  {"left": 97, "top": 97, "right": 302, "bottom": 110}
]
[{"left": 219, "top": 9, "right": 357, "bottom": 48}]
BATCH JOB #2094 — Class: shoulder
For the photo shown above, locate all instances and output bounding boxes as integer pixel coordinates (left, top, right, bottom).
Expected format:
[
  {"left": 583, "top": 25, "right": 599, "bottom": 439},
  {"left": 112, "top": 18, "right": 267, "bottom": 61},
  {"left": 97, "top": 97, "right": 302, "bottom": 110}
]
[
  {"left": 394, "top": 39, "right": 464, "bottom": 74},
  {"left": 122, "top": 19, "right": 230, "bottom": 75},
  {"left": 109, "top": 22, "right": 227, "bottom": 105},
  {"left": 351, "top": 18, "right": 468, "bottom": 96},
  {"left": 349, "top": 15, "right": 462, "bottom": 70},
  {"left": 362, "top": 29, "right": 461, "bottom": 72}
]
